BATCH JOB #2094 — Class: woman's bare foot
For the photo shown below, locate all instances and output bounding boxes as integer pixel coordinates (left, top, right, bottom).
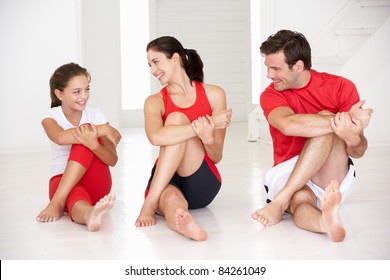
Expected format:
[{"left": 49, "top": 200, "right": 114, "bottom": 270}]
[
  {"left": 85, "top": 193, "right": 116, "bottom": 232},
  {"left": 36, "top": 202, "right": 64, "bottom": 222},
  {"left": 251, "top": 200, "right": 285, "bottom": 227},
  {"left": 321, "top": 180, "right": 346, "bottom": 242},
  {"left": 135, "top": 202, "right": 157, "bottom": 227},
  {"left": 175, "top": 208, "right": 207, "bottom": 241}
]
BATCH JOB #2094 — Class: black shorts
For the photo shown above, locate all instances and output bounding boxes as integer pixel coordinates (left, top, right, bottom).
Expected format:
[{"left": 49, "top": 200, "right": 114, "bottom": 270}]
[{"left": 146, "top": 159, "right": 221, "bottom": 209}]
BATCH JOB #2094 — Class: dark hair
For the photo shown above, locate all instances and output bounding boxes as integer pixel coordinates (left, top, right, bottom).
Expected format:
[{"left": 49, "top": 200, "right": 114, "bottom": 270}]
[
  {"left": 260, "top": 29, "right": 312, "bottom": 70},
  {"left": 49, "top": 62, "right": 91, "bottom": 108},
  {"left": 146, "top": 36, "right": 204, "bottom": 83}
]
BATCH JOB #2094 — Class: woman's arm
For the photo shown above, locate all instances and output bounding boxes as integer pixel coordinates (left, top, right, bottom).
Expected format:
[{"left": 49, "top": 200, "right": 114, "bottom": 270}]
[
  {"left": 195, "top": 84, "right": 231, "bottom": 164},
  {"left": 144, "top": 94, "right": 197, "bottom": 146}
]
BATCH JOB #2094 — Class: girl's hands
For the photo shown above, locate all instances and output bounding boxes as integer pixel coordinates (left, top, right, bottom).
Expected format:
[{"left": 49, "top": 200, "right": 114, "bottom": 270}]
[{"left": 72, "top": 123, "right": 100, "bottom": 149}]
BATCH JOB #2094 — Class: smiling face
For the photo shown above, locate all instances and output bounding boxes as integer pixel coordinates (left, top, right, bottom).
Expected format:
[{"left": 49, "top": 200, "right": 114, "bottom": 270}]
[
  {"left": 55, "top": 74, "right": 90, "bottom": 112},
  {"left": 264, "top": 51, "right": 302, "bottom": 92},
  {"left": 147, "top": 49, "right": 178, "bottom": 85}
]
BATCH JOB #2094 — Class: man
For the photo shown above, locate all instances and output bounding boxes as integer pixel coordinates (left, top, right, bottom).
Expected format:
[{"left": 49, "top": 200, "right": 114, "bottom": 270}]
[{"left": 251, "top": 29, "right": 373, "bottom": 242}]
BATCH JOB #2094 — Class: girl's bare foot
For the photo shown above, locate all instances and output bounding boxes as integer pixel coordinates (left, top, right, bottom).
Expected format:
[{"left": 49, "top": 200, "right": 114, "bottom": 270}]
[
  {"left": 322, "top": 180, "right": 346, "bottom": 242},
  {"left": 85, "top": 193, "right": 116, "bottom": 232},
  {"left": 175, "top": 208, "right": 207, "bottom": 241}
]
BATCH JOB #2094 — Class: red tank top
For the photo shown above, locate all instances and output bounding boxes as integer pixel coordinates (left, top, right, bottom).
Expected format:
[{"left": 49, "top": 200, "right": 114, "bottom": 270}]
[
  {"left": 161, "top": 81, "right": 212, "bottom": 123},
  {"left": 159, "top": 81, "right": 221, "bottom": 183}
]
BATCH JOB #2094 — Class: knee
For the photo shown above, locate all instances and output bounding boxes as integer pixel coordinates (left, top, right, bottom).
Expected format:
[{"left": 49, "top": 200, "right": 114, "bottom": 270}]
[
  {"left": 165, "top": 112, "right": 190, "bottom": 125},
  {"left": 160, "top": 187, "right": 188, "bottom": 207},
  {"left": 289, "top": 188, "right": 316, "bottom": 214},
  {"left": 318, "top": 110, "right": 333, "bottom": 116}
]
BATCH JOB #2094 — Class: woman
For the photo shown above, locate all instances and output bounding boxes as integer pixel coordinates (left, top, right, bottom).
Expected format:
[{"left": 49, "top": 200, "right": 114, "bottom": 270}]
[{"left": 135, "top": 36, "right": 232, "bottom": 241}]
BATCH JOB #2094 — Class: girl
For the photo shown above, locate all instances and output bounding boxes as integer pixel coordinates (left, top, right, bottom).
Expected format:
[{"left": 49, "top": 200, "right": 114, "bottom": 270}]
[
  {"left": 135, "top": 36, "right": 232, "bottom": 241},
  {"left": 36, "top": 62, "right": 121, "bottom": 231}
]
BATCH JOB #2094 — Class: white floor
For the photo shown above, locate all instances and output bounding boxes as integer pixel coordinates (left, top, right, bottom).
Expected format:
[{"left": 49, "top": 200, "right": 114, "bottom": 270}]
[{"left": 1, "top": 122, "right": 390, "bottom": 261}]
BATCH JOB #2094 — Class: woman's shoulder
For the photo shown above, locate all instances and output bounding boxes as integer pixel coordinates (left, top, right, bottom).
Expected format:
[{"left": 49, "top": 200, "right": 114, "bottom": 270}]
[
  {"left": 144, "top": 91, "right": 165, "bottom": 111},
  {"left": 202, "top": 83, "right": 225, "bottom": 94},
  {"left": 145, "top": 91, "right": 164, "bottom": 103}
]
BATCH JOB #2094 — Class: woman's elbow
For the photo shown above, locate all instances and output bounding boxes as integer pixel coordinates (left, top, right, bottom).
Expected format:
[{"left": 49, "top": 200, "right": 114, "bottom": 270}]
[
  {"left": 211, "top": 154, "right": 223, "bottom": 164},
  {"left": 148, "top": 134, "right": 162, "bottom": 146}
]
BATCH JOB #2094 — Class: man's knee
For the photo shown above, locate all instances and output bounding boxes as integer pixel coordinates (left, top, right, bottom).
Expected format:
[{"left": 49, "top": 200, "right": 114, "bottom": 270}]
[
  {"left": 318, "top": 110, "right": 333, "bottom": 116},
  {"left": 289, "top": 187, "right": 317, "bottom": 213}
]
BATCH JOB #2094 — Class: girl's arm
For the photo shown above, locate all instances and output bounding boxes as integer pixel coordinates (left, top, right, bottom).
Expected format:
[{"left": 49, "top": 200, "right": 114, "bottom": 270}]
[
  {"left": 42, "top": 119, "right": 119, "bottom": 166},
  {"left": 42, "top": 118, "right": 121, "bottom": 147},
  {"left": 72, "top": 124, "right": 118, "bottom": 166}
]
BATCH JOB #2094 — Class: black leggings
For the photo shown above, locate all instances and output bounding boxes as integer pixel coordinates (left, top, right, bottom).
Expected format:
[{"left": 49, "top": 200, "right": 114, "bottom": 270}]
[{"left": 146, "top": 159, "right": 221, "bottom": 209}]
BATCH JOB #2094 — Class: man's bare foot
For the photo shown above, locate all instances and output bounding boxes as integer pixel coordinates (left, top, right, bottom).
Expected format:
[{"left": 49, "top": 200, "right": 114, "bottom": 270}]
[
  {"left": 135, "top": 202, "right": 157, "bottom": 227},
  {"left": 321, "top": 180, "right": 346, "bottom": 242},
  {"left": 85, "top": 193, "right": 116, "bottom": 232},
  {"left": 251, "top": 200, "right": 285, "bottom": 226},
  {"left": 175, "top": 208, "right": 207, "bottom": 241},
  {"left": 36, "top": 202, "right": 64, "bottom": 222}
]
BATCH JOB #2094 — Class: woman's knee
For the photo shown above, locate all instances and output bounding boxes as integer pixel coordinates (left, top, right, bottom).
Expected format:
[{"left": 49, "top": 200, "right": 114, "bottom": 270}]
[
  {"left": 160, "top": 186, "right": 187, "bottom": 207},
  {"left": 165, "top": 112, "right": 190, "bottom": 125}
]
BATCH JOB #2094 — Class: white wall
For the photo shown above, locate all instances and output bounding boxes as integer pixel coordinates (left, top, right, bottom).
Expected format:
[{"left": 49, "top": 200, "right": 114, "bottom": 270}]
[
  {"left": 257, "top": 0, "right": 345, "bottom": 94},
  {"left": 79, "top": 0, "right": 121, "bottom": 129},
  {"left": 0, "top": 0, "right": 122, "bottom": 153},
  {"left": 0, "top": 0, "right": 81, "bottom": 152},
  {"left": 0, "top": 0, "right": 388, "bottom": 154},
  {"left": 338, "top": 17, "right": 390, "bottom": 146},
  {"left": 152, "top": 0, "right": 253, "bottom": 122}
]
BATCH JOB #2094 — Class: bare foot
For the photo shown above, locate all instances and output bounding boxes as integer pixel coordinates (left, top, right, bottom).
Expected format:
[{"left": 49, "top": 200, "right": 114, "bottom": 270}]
[
  {"left": 175, "top": 208, "right": 207, "bottom": 241},
  {"left": 85, "top": 193, "right": 116, "bottom": 232},
  {"left": 321, "top": 180, "right": 346, "bottom": 242},
  {"left": 36, "top": 202, "right": 64, "bottom": 222},
  {"left": 251, "top": 200, "right": 285, "bottom": 226},
  {"left": 135, "top": 202, "right": 157, "bottom": 227}
]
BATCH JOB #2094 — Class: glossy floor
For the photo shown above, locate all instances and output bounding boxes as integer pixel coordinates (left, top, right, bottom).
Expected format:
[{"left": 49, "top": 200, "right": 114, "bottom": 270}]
[{"left": 1, "top": 122, "right": 389, "bottom": 260}]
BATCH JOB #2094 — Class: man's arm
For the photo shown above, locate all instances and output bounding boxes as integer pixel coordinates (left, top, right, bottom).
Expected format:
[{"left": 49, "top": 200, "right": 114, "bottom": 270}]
[
  {"left": 330, "top": 112, "right": 368, "bottom": 158},
  {"left": 267, "top": 106, "right": 334, "bottom": 138}
]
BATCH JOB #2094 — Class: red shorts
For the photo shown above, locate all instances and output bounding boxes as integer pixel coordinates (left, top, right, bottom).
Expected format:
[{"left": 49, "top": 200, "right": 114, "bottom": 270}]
[{"left": 49, "top": 144, "right": 112, "bottom": 219}]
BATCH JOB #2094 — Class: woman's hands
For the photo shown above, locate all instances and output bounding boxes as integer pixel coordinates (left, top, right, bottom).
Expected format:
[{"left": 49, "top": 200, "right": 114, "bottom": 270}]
[
  {"left": 212, "top": 108, "right": 232, "bottom": 129},
  {"left": 191, "top": 108, "right": 232, "bottom": 144}
]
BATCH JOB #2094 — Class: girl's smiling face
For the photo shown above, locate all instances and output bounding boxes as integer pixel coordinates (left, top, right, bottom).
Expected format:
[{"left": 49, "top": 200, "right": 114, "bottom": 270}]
[{"left": 56, "top": 74, "right": 90, "bottom": 111}]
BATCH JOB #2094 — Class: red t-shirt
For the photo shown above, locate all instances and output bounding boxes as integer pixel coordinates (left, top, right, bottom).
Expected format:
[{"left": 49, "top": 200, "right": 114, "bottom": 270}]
[{"left": 260, "top": 69, "right": 360, "bottom": 166}]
